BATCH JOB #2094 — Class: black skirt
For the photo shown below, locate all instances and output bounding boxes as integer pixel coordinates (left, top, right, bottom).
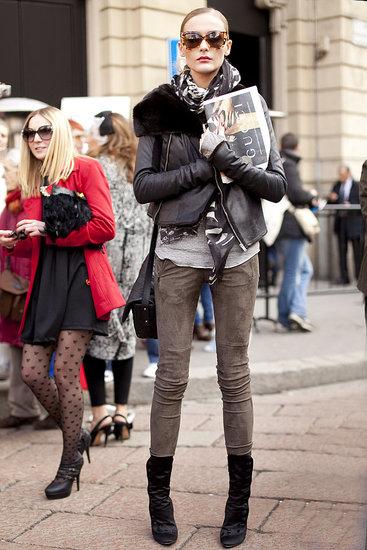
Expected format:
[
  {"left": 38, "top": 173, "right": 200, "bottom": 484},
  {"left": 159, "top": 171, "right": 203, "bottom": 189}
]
[{"left": 22, "top": 244, "right": 108, "bottom": 345}]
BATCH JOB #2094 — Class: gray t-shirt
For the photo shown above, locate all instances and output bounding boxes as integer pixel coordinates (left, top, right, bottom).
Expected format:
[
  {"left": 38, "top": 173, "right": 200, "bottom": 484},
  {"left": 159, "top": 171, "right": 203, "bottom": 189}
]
[{"left": 156, "top": 219, "right": 259, "bottom": 269}]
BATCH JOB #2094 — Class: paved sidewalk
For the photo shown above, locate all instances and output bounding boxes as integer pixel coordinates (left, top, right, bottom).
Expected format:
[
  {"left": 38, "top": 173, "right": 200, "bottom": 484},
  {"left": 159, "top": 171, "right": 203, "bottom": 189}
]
[
  {"left": 1, "top": 379, "right": 367, "bottom": 549},
  {"left": 128, "top": 291, "right": 366, "bottom": 404}
]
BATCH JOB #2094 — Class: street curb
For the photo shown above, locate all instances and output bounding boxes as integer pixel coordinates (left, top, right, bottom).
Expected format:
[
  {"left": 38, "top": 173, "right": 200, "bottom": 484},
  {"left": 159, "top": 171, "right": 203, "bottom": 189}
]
[
  {"left": 1, "top": 356, "right": 365, "bottom": 413},
  {"left": 126, "top": 356, "right": 367, "bottom": 405},
  {"left": 250, "top": 359, "right": 367, "bottom": 394}
]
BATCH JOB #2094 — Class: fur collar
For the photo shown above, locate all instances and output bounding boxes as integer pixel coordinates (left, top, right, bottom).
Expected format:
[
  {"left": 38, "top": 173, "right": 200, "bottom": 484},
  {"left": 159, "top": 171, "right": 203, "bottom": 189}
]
[
  {"left": 133, "top": 84, "right": 203, "bottom": 137},
  {"left": 133, "top": 83, "right": 246, "bottom": 138}
]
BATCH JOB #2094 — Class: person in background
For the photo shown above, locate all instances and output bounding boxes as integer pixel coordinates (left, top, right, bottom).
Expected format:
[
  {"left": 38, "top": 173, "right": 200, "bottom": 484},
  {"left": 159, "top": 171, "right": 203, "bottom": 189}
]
[
  {"left": 0, "top": 106, "right": 123, "bottom": 500},
  {"left": 0, "top": 119, "right": 12, "bottom": 380},
  {"left": 357, "top": 160, "right": 367, "bottom": 323},
  {"left": 86, "top": 116, "right": 105, "bottom": 153},
  {"left": 0, "top": 119, "right": 9, "bottom": 210},
  {"left": 133, "top": 7, "right": 286, "bottom": 547},
  {"left": 193, "top": 283, "right": 215, "bottom": 341},
  {"left": 327, "top": 166, "right": 363, "bottom": 285},
  {"left": 276, "top": 132, "right": 318, "bottom": 333},
  {"left": 83, "top": 111, "right": 151, "bottom": 445},
  {"left": 68, "top": 119, "right": 85, "bottom": 155},
  {"left": 142, "top": 338, "right": 160, "bottom": 378},
  {"left": 0, "top": 153, "right": 41, "bottom": 428},
  {"left": 267, "top": 245, "right": 279, "bottom": 287}
]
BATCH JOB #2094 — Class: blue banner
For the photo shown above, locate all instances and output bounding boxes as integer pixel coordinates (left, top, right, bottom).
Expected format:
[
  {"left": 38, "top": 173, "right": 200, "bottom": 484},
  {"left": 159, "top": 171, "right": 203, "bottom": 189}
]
[{"left": 167, "top": 38, "right": 180, "bottom": 79}]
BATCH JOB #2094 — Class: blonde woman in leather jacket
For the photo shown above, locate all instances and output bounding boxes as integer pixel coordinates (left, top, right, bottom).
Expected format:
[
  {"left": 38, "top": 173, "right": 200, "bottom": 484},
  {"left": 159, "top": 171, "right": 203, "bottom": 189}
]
[{"left": 133, "top": 7, "right": 286, "bottom": 548}]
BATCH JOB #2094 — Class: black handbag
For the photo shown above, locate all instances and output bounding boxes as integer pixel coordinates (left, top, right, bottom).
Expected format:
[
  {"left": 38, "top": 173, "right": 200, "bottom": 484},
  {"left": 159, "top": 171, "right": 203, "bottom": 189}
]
[
  {"left": 122, "top": 224, "right": 158, "bottom": 339},
  {"left": 41, "top": 178, "right": 93, "bottom": 241}
]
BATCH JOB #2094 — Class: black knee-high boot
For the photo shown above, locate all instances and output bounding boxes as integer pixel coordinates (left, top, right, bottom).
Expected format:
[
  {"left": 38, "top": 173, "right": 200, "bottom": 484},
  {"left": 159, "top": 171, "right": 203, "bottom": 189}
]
[
  {"left": 146, "top": 456, "right": 178, "bottom": 546},
  {"left": 220, "top": 454, "right": 253, "bottom": 548}
]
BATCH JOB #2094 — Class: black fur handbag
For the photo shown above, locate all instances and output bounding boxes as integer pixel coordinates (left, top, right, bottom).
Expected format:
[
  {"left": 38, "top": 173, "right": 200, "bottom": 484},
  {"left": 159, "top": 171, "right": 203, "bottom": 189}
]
[
  {"left": 121, "top": 224, "right": 158, "bottom": 339},
  {"left": 41, "top": 180, "right": 92, "bottom": 241}
]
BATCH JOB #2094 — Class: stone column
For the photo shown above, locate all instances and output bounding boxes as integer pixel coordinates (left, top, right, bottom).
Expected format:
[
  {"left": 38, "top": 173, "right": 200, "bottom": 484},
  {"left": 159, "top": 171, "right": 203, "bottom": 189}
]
[
  {"left": 255, "top": 0, "right": 288, "bottom": 136},
  {"left": 93, "top": 0, "right": 205, "bottom": 106}
]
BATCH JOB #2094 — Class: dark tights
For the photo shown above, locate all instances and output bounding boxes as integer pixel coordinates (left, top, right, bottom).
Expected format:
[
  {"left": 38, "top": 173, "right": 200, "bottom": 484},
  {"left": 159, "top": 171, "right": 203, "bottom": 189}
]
[
  {"left": 21, "top": 330, "right": 92, "bottom": 463},
  {"left": 83, "top": 354, "right": 133, "bottom": 406}
]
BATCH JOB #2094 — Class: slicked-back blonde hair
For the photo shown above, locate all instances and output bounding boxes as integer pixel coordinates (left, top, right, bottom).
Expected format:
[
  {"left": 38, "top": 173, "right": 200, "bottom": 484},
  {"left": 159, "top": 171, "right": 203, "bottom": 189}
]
[
  {"left": 19, "top": 106, "right": 75, "bottom": 198},
  {"left": 88, "top": 113, "right": 137, "bottom": 182},
  {"left": 180, "top": 7, "right": 229, "bottom": 34}
]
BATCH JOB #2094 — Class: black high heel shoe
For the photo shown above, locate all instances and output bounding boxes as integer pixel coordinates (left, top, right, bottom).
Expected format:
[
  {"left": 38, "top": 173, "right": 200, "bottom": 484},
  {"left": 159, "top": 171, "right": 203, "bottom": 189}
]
[
  {"left": 78, "top": 428, "right": 91, "bottom": 463},
  {"left": 45, "top": 454, "right": 84, "bottom": 500},
  {"left": 90, "top": 415, "right": 113, "bottom": 446},
  {"left": 113, "top": 413, "right": 133, "bottom": 441}
]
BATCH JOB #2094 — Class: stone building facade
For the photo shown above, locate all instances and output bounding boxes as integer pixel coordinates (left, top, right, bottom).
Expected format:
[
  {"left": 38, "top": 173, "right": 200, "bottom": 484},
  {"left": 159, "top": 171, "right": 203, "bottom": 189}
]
[
  {"left": 86, "top": 0, "right": 367, "bottom": 191},
  {"left": 285, "top": 0, "right": 367, "bottom": 190}
]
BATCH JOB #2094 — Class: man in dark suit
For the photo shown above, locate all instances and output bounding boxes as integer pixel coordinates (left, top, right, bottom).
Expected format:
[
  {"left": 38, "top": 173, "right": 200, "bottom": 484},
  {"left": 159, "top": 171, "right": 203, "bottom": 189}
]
[
  {"left": 357, "top": 160, "right": 367, "bottom": 323},
  {"left": 328, "top": 166, "right": 363, "bottom": 284}
]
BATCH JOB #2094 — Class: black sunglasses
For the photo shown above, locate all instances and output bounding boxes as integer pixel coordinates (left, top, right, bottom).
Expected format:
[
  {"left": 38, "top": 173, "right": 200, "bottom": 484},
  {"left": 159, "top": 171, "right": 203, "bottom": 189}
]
[
  {"left": 180, "top": 30, "right": 228, "bottom": 50},
  {"left": 22, "top": 125, "right": 53, "bottom": 143}
]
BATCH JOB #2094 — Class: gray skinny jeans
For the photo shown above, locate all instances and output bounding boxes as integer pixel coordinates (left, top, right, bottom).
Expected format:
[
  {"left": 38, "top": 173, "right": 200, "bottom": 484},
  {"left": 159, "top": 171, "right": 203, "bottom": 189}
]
[{"left": 151, "top": 255, "right": 259, "bottom": 457}]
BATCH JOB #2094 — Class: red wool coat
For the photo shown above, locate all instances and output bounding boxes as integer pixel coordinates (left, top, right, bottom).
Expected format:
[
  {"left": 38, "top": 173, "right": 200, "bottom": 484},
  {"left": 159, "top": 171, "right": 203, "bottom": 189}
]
[{"left": 12, "top": 155, "right": 125, "bottom": 333}]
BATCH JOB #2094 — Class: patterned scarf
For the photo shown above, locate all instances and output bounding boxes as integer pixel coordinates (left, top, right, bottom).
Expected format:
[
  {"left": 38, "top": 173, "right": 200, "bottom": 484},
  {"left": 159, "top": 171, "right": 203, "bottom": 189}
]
[
  {"left": 169, "top": 60, "right": 242, "bottom": 284},
  {"left": 172, "top": 58, "right": 240, "bottom": 114}
]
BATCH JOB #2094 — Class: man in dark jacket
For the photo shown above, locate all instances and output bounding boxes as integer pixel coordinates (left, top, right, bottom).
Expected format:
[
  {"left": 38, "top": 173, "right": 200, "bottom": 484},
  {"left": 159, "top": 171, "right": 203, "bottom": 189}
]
[
  {"left": 357, "top": 160, "right": 367, "bottom": 322},
  {"left": 276, "top": 132, "right": 318, "bottom": 332},
  {"left": 328, "top": 166, "right": 363, "bottom": 284}
]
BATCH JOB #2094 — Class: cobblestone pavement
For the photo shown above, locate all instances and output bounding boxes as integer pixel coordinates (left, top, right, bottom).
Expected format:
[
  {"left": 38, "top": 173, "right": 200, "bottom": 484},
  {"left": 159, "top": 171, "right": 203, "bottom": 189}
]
[{"left": 1, "top": 379, "right": 367, "bottom": 549}]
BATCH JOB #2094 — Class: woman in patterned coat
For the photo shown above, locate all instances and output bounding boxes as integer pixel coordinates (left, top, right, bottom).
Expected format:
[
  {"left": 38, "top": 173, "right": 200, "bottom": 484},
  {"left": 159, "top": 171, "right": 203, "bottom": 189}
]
[{"left": 84, "top": 111, "right": 151, "bottom": 445}]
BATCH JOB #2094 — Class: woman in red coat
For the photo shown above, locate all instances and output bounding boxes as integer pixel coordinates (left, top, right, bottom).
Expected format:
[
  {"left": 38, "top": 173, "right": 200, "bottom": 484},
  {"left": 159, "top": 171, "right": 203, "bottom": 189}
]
[
  {"left": 0, "top": 159, "right": 41, "bottom": 428},
  {"left": 0, "top": 106, "right": 124, "bottom": 500}
]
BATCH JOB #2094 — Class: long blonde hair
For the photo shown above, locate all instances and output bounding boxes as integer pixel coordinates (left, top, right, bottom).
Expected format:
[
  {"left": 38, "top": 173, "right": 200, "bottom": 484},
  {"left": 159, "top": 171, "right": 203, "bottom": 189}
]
[
  {"left": 19, "top": 106, "right": 75, "bottom": 198},
  {"left": 88, "top": 113, "right": 137, "bottom": 182}
]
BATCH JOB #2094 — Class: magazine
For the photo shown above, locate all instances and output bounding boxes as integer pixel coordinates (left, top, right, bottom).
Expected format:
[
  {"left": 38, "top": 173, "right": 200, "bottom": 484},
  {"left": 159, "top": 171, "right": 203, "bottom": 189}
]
[
  {"left": 203, "top": 85, "right": 270, "bottom": 172},
  {"left": 204, "top": 86, "right": 276, "bottom": 244}
]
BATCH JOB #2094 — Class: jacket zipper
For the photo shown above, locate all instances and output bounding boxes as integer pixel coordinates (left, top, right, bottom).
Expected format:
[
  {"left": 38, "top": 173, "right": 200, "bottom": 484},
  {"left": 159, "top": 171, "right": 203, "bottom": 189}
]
[
  {"left": 153, "top": 133, "right": 172, "bottom": 224},
  {"left": 214, "top": 169, "right": 247, "bottom": 249}
]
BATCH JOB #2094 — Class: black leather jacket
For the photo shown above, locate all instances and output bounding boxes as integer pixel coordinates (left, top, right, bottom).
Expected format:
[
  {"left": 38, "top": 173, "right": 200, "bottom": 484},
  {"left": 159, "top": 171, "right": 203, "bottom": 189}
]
[{"left": 133, "top": 83, "right": 287, "bottom": 249}]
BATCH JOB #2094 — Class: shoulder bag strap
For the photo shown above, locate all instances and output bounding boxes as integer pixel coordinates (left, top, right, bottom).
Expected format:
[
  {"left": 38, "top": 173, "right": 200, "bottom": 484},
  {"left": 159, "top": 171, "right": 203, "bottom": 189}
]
[
  {"left": 141, "top": 224, "right": 158, "bottom": 305},
  {"left": 141, "top": 133, "right": 167, "bottom": 305}
]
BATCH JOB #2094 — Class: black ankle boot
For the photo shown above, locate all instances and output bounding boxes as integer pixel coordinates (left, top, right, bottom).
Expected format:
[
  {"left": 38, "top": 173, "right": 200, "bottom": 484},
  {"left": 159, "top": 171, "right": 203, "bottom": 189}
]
[
  {"left": 45, "top": 455, "right": 84, "bottom": 500},
  {"left": 220, "top": 454, "right": 253, "bottom": 548},
  {"left": 146, "top": 456, "right": 178, "bottom": 546}
]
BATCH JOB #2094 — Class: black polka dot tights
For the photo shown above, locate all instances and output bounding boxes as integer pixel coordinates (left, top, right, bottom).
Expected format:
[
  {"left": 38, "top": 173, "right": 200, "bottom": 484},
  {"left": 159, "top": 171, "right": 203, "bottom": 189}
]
[{"left": 21, "top": 330, "right": 92, "bottom": 464}]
